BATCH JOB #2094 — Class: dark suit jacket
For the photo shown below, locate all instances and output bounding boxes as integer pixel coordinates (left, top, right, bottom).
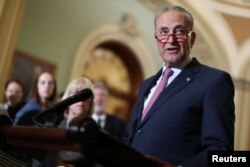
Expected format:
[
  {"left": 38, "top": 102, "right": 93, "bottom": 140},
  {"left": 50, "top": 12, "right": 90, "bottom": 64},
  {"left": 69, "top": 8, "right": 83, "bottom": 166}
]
[
  {"left": 104, "top": 115, "right": 126, "bottom": 140},
  {"left": 125, "top": 58, "right": 235, "bottom": 167}
]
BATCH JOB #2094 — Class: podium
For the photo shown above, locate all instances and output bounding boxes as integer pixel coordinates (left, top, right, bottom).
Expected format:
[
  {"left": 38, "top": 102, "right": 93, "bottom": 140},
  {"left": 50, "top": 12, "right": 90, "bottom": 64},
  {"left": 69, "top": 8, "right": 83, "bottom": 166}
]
[{"left": 0, "top": 117, "right": 158, "bottom": 167}]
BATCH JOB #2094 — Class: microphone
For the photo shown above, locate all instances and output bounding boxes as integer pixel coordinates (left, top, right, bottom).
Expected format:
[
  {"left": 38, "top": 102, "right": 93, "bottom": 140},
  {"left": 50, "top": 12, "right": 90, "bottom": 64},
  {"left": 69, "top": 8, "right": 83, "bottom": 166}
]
[{"left": 33, "top": 88, "right": 93, "bottom": 127}]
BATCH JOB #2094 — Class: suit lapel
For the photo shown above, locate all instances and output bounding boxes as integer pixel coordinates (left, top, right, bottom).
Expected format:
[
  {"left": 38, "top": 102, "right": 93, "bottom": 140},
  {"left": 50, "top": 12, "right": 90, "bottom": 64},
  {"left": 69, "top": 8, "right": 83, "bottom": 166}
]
[
  {"left": 138, "top": 58, "right": 201, "bottom": 128},
  {"left": 136, "top": 69, "right": 163, "bottom": 127}
]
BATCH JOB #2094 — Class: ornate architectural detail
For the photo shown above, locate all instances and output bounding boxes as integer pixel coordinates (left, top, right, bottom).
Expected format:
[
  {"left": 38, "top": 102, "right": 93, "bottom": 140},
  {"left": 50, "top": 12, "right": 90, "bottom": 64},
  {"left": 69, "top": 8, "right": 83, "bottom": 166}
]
[
  {"left": 120, "top": 13, "right": 139, "bottom": 37},
  {"left": 84, "top": 48, "right": 131, "bottom": 93},
  {"left": 191, "top": 30, "right": 216, "bottom": 68},
  {"left": 234, "top": 78, "right": 250, "bottom": 91},
  {"left": 218, "top": 0, "right": 250, "bottom": 8},
  {"left": 137, "top": 0, "right": 170, "bottom": 12}
]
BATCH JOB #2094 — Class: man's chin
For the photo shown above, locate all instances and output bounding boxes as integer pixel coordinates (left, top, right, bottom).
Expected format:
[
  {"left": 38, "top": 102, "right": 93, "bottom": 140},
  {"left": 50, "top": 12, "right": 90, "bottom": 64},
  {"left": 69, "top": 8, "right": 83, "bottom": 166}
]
[{"left": 164, "top": 59, "right": 179, "bottom": 67}]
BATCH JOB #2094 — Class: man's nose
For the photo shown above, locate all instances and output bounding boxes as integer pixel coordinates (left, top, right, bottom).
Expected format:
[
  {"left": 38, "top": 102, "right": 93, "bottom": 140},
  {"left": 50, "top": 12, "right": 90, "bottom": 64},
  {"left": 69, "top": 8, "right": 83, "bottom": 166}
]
[{"left": 167, "top": 34, "right": 176, "bottom": 43}]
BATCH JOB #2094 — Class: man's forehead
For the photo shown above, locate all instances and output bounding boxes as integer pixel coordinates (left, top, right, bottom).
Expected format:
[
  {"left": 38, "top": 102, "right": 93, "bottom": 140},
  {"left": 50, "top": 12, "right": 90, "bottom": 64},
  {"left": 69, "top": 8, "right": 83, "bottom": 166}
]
[
  {"left": 157, "top": 11, "right": 187, "bottom": 22},
  {"left": 94, "top": 88, "right": 108, "bottom": 94},
  {"left": 156, "top": 12, "right": 190, "bottom": 29}
]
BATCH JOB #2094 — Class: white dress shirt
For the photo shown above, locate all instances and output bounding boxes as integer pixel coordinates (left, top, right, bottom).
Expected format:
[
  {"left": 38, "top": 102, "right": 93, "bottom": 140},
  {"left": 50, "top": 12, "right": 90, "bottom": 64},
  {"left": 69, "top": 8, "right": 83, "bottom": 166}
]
[
  {"left": 92, "top": 113, "right": 106, "bottom": 129},
  {"left": 143, "top": 67, "right": 181, "bottom": 110}
]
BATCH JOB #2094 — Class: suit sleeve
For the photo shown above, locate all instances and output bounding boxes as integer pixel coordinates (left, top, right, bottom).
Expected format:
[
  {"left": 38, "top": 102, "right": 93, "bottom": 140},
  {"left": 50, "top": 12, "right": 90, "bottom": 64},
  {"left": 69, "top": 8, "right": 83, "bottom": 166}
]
[{"left": 182, "top": 72, "right": 235, "bottom": 167}]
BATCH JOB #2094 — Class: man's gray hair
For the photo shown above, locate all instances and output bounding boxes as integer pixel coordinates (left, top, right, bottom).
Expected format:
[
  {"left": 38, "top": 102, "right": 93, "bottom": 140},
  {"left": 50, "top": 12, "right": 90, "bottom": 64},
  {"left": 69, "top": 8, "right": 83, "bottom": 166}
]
[{"left": 154, "top": 5, "right": 194, "bottom": 31}]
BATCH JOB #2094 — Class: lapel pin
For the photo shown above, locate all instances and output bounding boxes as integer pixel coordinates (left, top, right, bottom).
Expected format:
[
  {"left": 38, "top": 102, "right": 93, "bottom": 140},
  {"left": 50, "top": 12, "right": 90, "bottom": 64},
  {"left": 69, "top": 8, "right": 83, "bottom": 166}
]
[{"left": 186, "top": 78, "right": 191, "bottom": 82}]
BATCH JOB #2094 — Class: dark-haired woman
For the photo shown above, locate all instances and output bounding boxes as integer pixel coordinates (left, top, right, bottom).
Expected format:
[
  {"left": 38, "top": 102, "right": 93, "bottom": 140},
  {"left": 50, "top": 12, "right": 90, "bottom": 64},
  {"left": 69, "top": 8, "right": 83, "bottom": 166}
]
[{"left": 14, "top": 71, "right": 57, "bottom": 126}]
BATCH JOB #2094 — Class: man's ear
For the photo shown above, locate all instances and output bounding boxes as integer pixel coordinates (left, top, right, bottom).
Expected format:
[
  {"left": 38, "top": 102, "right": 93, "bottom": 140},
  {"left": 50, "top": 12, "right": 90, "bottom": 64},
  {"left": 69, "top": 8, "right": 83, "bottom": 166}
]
[
  {"left": 154, "top": 34, "right": 158, "bottom": 45},
  {"left": 190, "top": 31, "right": 196, "bottom": 48}
]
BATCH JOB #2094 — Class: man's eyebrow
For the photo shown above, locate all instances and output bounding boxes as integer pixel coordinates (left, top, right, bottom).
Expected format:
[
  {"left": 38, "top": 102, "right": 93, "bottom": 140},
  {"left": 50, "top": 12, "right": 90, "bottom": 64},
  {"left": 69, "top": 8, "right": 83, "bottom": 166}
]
[
  {"left": 160, "top": 27, "right": 168, "bottom": 31},
  {"left": 175, "top": 25, "right": 187, "bottom": 29},
  {"left": 156, "top": 27, "right": 169, "bottom": 33}
]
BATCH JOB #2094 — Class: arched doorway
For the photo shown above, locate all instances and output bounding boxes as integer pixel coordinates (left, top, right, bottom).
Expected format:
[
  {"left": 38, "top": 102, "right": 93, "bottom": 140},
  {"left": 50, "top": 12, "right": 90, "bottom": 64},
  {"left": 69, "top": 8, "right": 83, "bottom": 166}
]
[
  {"left": 83, "top": 41, "right": 143, "bottom": 122},
  {"left": 70, "top": 20, "right": 155, "bottom": 123}
]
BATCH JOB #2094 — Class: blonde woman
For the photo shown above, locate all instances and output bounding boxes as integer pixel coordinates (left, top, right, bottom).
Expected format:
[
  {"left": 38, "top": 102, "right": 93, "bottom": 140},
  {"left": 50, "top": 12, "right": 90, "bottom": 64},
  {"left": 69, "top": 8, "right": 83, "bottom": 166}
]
[
  {"left": 56, "top": 77, "right": 96, "bottom": 166},
  {"left": 58, "top": 77, "right": 94, "bottom": 128}
]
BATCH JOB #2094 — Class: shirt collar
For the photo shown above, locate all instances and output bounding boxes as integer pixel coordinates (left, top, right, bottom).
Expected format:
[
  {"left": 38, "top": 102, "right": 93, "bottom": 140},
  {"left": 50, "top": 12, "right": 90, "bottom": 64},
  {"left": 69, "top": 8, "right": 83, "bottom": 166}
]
[
  {"left": 92, "top": 113, "right": 106, "bottom": 121},
  {"left": 163, "top": 56, "right": 192, "bottom": 71},
  {"left": 162, "top": 65, "right": 181, "bottom": 75}
]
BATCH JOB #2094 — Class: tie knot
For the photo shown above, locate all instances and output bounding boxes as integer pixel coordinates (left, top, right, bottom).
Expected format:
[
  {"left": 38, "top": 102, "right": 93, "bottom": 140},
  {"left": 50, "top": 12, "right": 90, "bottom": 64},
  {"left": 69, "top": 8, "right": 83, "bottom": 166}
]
[{"left": 163, "top": 68, "right": 173, "bottom": 79}]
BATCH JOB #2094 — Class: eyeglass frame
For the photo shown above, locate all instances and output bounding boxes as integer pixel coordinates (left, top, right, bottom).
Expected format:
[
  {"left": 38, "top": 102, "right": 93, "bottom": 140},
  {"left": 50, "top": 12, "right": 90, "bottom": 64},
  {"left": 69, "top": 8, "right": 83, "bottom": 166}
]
[{"left": 155, "top": 30, "right": 193, "bottom": 43}]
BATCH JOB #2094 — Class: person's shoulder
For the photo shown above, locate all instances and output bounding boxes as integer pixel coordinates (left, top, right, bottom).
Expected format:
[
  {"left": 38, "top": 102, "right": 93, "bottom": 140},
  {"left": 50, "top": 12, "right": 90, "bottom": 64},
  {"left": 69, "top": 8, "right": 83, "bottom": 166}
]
[
  {"left": 189, "top": 58, "right": 230, "bottom": 75},
  {"left": 200, "top": 63, "right": 226, "bottom": 73},
  {"left": 197, "top": 63, "right": 233, "bottom": 87},
  {"left": 106, "top": 114, "right": 125, "bottom": 124},
  {"left": 23, "top": 99, "right": 40, "bottom": 108},
  {"left": 145, "top": 69, "right": 162, "bottom": 81},
  {"left": 141, "top": 69, "right": 163, "bottom": 88},
  {"left": 200, "top": 64, "right": 232, "bottom": 78},
  {"left": 17, "top": 99, "right": 41, "bottom": 115}
]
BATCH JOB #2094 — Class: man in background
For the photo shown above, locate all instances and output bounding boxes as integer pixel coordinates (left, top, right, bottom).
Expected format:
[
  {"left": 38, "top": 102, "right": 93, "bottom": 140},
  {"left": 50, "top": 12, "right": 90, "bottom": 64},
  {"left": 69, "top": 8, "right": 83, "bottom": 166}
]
[{"left": 92, "top": 82, "right": 126, "bottom": 140}]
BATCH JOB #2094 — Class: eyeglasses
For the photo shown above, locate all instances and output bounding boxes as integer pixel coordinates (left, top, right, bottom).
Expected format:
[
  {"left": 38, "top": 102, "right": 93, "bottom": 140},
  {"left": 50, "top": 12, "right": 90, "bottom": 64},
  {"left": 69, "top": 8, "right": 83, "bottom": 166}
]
[{"left": 155, "top": 30, "right": 193, "bottom": 43}]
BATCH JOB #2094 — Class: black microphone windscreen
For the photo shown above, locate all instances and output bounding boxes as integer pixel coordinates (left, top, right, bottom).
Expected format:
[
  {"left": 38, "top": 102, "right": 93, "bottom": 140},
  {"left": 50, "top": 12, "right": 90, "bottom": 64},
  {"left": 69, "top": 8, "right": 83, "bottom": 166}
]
[{"left": 33, "top": 88, "right": 93, "bottom": 126}]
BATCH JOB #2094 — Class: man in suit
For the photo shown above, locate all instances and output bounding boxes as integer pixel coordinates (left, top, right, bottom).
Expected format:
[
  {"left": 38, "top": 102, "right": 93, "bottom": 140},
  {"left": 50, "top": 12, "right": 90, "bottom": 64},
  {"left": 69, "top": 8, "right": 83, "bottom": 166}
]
[
  {"left": 92, "top": 82, "right": 126, "bottom": 140},
  {"left": 125, "top": 5, "right": 235, "bottom": 167}
]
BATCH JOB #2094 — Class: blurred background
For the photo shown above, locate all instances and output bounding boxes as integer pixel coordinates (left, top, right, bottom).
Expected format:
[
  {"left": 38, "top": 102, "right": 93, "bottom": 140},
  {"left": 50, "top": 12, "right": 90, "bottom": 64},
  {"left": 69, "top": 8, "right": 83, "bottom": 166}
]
[{"left": 0, "top": 0, "right": 249, "bottom": 150}]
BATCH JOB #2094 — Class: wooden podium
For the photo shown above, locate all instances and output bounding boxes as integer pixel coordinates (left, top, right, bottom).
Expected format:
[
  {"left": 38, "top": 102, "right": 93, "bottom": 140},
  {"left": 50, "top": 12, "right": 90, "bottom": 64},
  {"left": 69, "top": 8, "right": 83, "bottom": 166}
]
[{"left": 0, "top": 117, "right": 158, "bottom": 167}]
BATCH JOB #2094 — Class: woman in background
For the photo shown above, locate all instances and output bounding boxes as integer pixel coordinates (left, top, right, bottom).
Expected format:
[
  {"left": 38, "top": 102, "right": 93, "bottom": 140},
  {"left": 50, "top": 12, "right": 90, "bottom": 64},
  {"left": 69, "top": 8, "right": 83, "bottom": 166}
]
[
  {"left": 58, "top": 77, "right": 94, "bottom": 128},
  {"left": 14, "top": 71, "right": 57, "bottom": 126},
  {"left": 57, "top": 77, "right": 95, "bottom": 167}
]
